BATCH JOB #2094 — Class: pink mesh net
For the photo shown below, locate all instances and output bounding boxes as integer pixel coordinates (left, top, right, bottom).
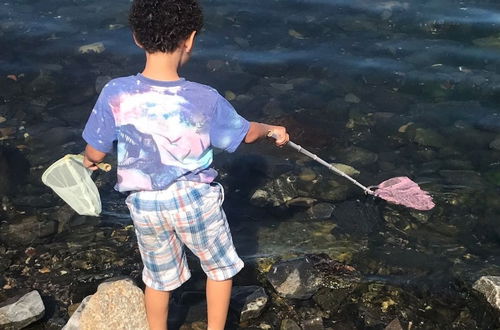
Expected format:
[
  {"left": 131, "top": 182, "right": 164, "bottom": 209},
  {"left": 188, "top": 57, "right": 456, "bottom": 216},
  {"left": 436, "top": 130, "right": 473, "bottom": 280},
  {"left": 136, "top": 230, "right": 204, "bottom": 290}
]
[{"left": 373, "top": 176, "right": 435, "bottom": 211}]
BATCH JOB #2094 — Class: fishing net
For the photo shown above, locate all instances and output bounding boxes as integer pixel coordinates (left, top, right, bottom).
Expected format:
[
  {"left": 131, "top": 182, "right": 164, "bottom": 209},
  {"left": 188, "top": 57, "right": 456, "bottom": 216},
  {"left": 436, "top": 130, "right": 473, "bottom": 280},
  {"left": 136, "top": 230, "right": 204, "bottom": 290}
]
[
  {"left": 42, "top": 154, "right": 102, "bottom": 216},
  {"left": 372, "top": 176, "right": 435, "bottom": 211}
]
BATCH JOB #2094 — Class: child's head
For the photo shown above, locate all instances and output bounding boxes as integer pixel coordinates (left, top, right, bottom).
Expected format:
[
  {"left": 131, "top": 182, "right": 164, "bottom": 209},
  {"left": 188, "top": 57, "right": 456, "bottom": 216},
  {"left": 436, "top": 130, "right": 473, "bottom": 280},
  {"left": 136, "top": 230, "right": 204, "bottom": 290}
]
[{"left": 129, "top": 0, "right": 203, "bottom": 54}]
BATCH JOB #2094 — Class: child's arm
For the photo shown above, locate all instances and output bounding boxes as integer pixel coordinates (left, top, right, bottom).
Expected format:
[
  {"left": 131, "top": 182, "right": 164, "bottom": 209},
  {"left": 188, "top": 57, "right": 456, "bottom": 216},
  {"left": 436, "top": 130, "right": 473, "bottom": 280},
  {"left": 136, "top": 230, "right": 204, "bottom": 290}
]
[
  {"left": 244, "top": 122, "right": 289, "bottom": 146},
  {"left": 83, "top": 144, "right": 107, "bottom": 171}
]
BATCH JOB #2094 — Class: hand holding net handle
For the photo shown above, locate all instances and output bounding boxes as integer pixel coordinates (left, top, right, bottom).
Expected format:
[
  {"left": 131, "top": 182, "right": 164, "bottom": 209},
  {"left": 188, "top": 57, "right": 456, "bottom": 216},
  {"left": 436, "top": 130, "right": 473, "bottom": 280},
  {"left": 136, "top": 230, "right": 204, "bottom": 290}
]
[
  {"left": 267, "top": 132, "right": 374, "bottom": 195},
  {"left": 72, "top": 154, "right": 112, "bottom": 172}
]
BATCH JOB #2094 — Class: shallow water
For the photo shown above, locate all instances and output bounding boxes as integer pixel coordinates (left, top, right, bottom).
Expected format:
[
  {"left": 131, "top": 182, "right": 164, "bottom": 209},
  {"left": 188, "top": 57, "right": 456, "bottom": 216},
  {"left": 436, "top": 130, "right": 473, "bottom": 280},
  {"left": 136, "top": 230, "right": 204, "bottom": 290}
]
[{"left": 1, "top": 0, "right": 500, "bottom": 328}]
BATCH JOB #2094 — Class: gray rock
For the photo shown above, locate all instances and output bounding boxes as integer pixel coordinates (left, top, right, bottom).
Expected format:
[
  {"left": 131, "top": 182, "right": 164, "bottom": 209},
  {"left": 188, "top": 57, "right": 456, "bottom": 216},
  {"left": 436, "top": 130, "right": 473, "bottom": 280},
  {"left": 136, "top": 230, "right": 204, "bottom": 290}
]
[
  {"left": 473, "top": 276, "right": 500, "bottom": 311},
  {"left": 413, "top": 128, "right": 446, "bottom": 148},
  {"left": 344, "top": 93, "right": 360, "bottom": 104},
  {"left": 230, "top": 286, "right": 268, "bottom": 322},
  {"left": 0, "top": 291, "right": 45, "bottom": 330},
  {"left": 302, "top": 317, "right": 324, "bottom": 330},
  {"left": 62, "top": 296, "right": 91, "bottom": 330},
  {"left": 267, "top": 257, "right": 322, "bottom": 299}
]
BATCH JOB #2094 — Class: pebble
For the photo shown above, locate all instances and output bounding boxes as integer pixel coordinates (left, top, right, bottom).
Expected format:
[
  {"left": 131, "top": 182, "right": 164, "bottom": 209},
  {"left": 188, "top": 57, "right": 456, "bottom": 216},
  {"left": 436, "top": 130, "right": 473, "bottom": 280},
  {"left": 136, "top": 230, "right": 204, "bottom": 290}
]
[{"left": 78, "top": 42, "right": 105, "bottom": 54}]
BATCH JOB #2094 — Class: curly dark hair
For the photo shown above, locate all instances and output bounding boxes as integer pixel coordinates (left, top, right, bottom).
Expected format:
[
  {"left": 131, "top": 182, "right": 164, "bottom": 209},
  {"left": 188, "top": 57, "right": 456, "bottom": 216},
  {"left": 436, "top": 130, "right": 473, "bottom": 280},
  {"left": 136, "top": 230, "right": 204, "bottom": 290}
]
[{"left": 129, "top": 0, "right": 203, "bottom": 53}]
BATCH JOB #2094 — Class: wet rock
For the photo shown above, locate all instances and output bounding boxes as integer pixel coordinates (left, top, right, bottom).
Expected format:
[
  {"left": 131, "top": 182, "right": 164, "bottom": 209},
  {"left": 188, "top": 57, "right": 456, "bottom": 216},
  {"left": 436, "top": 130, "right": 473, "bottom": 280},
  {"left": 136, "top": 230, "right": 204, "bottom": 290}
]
[
  {"left": 412, "top": 128, "right": 446, "bottom": 148},
  {"left": 299, "top": 168, "right": 317, "bottom": 182},
  {"left": 280, "top": 319, "right": 301, "bottom": 330},
  {"left": 0, "top": 290, "right": 45, "bottom": 330},
  {"left": 78, "top": 278, "right": 148, "bottom": 330},
  {"left": 336, "top": 147, "right": 378, "bottom": 167},
  {"left": 286, "top": 197, "right": 317, "bottom": 208},
  {"left": 0, "top": 146, "right": 30, "bottom": 197},
  {"left": 490, "top": 136, "right": 500, "bottom": 151},
  {"left": 78, "top": 42, "right": 105, "bottom": 54},
  {"left": 332, "top": 163, "right": 360, "bottom": 177},
  {"left": 62, "top": 296, "right": 91, "bottom": 330},
  {"left": 0, "top": 216, "right": 58, "bottom": 245},
  {"left": 267, "top": 257, "right": 322, "bottom": 299},
  {"left": 267, "top": 254, "right": 359, "bottom": 300},
  {"left": 301, "top": 316, "right": 324, "bottom": 330},
  {"left": 439, "top": 170, "right": 484, "bottom": 188},
  {"left": 307, "top": 203, "right": 334, "bottom": 220},
  {"left": 473, "top": 276, "right": 500, "bottom": 312},
  {"left": 230, "top": 286, "right": 268, "bottom": 322}
]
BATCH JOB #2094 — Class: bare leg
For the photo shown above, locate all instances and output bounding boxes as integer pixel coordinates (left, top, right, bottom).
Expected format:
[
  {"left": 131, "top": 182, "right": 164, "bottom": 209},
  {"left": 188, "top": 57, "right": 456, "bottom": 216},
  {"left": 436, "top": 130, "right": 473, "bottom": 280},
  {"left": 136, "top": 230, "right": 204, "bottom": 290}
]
[
  {"left": 206, "top": 278, "right": 233, "bottom": 330},
  {"left": 144, "top": 285, "right": 170, "bottom": 330}
]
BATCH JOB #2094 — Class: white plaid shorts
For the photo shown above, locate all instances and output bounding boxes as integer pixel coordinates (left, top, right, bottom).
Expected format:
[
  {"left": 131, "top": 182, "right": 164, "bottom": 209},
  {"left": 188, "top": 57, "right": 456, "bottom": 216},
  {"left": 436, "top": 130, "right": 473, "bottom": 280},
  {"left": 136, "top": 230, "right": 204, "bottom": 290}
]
[{"left": 125, "top": 180, "right": 244, "bottom": 291}]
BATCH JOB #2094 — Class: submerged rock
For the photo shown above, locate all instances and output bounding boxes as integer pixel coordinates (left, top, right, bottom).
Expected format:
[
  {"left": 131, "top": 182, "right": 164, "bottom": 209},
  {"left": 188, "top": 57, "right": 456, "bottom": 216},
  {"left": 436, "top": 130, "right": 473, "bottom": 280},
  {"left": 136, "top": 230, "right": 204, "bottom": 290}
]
[
  {"left": 0, "top": 290, "right": 45, "bottom": 330},
  {"left": 230, "top": 286, "right": 268, "bottom": 322},
  {"left": 267, "top": 257, "right": 322, "bottom": 299},
  {"left": 490, "top": 136, "right": 500, "bottom": 151},
  {"left": 78, "top": 42, "right": 105, "bottom": 54},
  {"left": 267, "top": 254, "right": 360, "bottom": 300},
  {"left": 77, "top": 278, "right": 148, "bottom": 330},
  {"left": 473, "top": 276, "right": 500, "bottom": 312}
]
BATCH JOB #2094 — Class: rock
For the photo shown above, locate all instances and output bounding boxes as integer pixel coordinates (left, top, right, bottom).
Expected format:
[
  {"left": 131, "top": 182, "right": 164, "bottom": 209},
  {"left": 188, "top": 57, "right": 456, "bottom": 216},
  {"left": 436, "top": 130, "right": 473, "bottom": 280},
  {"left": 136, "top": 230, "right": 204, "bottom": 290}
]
[
  {"left": 473, "top": 276, "right": 500, "bottom": 312},
  {"left": 286, "top": 197, "right": 317, "bottom": 208},
  {"left": 78, "top": 42, "right": 105, "bottom": 54},
  {"left": 473, "top": 34, "right": 500, "bottom": 49},
  {"left": 230, "top": 286, "right": 268, "bottom": 322},
  {"left": 267, "top": 257, "right": 322, "bottom": 299},
  {"left": 384, "top": 318, "right": 404, "bottom": 330},
  {"left": 336, "top": 147, "right": 378, "bottom": 166},
  {"left": 302, "top": 316, "right": 324, "bottom": 330},
  {"left": 280, "top": 319, "right": 301, "bottom": 330},
  {"left": 0, "top": 290, "right": 45, "bottom": 330},
  {"left": 332, "top": 163, "right": 360, "bottom": 177},
  {"left": 307, "top": 203, "right": 334, "bottom": 220},
  {"left": 78, "top": 278, "right": 148, "bottom": 330},
  {"left": 344, "top": 93, "right": 360, "bottom": 103},
  {"left": 412, "top": 128, "right": 446, "bottom": 148},
  {"left": 490, "top": 136, "right": 500, "bottom": 151},
  {"left": 62, "top": 296, "right": 91, "bottom": 330},
  {"left": 299, "top": 168, "right": 317, "bottom": 182},
  {"left": 250, "top": 189, "right": 271, "bottom": 207},
  {"left": 0, "top": 216, "right": 58, "bottom": 245}
]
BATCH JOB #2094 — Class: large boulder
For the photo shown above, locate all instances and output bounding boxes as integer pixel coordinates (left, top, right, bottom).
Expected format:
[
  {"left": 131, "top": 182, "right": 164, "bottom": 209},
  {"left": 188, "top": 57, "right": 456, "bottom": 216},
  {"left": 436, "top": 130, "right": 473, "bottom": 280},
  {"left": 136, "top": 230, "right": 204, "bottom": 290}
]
[
  {"left": 63, "top": 278, "right": 148, "bottom": 330},
  {"left": 0, "top": 290, "right": 45, "bottom": 330}
]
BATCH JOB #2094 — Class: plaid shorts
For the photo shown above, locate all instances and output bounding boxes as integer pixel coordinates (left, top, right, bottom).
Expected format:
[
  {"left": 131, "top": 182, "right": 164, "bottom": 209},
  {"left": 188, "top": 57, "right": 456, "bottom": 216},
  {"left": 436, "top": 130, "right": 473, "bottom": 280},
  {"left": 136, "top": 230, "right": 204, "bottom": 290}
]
[{"left": 126, "top": 180, "right": 244, "bottom": 291}]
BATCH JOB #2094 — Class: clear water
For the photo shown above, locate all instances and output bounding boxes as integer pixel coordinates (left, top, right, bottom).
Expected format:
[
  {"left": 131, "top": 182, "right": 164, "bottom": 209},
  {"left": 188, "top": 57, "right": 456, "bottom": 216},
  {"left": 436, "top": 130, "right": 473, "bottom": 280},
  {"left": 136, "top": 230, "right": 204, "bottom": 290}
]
[{"left": 1, "top": 0, "right": 500, "bottom": 327}]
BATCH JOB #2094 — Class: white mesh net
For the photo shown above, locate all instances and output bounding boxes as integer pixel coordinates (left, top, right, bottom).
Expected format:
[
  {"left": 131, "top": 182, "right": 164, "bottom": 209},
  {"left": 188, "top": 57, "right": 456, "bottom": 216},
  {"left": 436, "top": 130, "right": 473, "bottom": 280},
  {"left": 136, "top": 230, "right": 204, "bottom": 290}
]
[{"left": 42, "top": 154, "right": 101, "bottom": 216}]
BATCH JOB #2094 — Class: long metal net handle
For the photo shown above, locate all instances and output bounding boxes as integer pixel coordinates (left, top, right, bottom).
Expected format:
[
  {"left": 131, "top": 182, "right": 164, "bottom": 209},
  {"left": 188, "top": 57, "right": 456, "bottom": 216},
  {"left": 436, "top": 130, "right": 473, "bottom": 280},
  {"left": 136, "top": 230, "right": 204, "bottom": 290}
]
[{"left": 285, "top": 140, "right": 374, "bottom": 195}]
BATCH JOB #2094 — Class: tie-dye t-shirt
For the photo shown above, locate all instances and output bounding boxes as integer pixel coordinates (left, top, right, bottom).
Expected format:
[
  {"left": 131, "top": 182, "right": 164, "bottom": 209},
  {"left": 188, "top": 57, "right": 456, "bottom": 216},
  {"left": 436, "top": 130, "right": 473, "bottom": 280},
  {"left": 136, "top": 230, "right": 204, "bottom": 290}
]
[{"left": 82, "top": 73, "right": 250, "bottom": 192}]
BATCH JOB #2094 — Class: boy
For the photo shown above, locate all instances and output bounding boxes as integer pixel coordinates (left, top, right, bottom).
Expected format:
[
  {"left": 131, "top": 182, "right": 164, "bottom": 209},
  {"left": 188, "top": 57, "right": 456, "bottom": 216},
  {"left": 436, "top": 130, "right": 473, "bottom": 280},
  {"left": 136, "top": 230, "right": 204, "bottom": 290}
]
[{"left": 81, "top": 0, "right": 289, "bottom": 329}]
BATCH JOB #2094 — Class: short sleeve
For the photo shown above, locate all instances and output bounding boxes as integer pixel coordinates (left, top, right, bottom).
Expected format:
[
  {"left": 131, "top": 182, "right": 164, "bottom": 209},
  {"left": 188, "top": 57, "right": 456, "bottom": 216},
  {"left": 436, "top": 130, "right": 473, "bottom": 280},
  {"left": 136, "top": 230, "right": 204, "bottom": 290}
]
[
  {"left": 210, "top": 95, "right": 250, "bottom": 153},
  {"left": 82, "top": 86, "right": 117, "bottom": 153}
]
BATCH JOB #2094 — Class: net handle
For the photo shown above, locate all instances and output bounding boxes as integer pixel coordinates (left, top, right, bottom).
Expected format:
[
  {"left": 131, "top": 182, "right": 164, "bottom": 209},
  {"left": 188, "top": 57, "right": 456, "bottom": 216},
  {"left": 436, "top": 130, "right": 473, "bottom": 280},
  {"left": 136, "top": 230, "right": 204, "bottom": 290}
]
[
  {"left": 268, "top": 132, "right": 374, "bottom": 195},
  {"left": 69, "top": 154, "right": 112, "bottom": 172}
]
